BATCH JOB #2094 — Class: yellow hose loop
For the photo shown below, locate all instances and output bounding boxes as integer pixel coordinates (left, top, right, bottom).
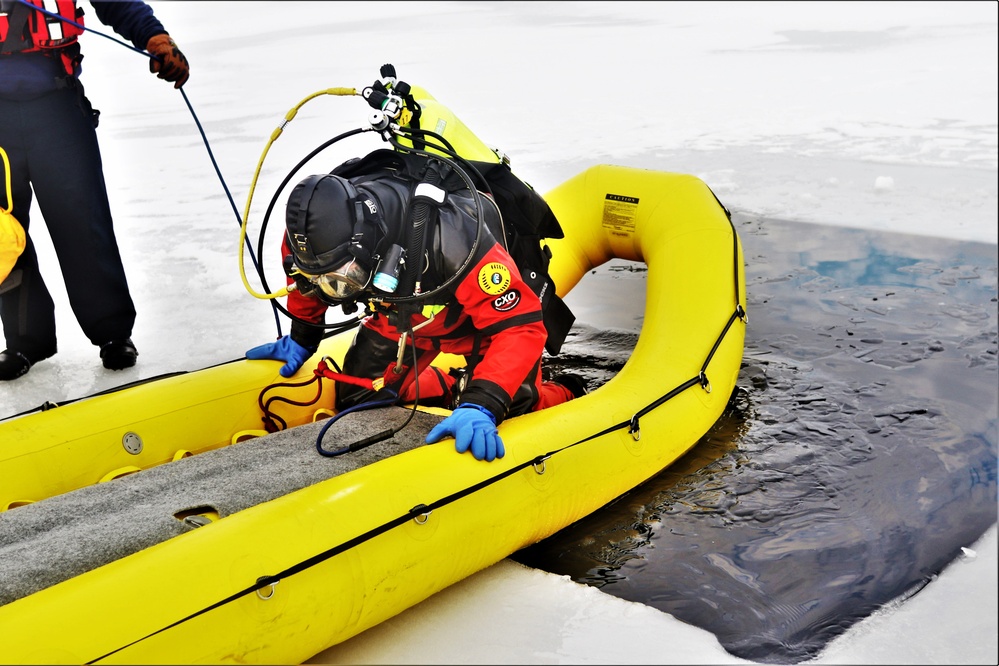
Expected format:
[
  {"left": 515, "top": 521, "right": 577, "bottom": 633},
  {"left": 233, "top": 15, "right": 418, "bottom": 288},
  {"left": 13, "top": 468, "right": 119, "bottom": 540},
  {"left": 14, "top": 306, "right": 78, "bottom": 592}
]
[{"left": 239, "top": 87, "right": 359, "bottom": 300}]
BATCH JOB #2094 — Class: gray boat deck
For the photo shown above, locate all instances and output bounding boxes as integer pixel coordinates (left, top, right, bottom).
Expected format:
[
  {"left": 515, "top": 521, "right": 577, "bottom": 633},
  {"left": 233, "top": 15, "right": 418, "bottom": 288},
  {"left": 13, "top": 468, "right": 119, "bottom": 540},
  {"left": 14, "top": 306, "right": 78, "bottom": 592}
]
[{"left": 0, "top": 406, "right": 442, "bottom": 606}]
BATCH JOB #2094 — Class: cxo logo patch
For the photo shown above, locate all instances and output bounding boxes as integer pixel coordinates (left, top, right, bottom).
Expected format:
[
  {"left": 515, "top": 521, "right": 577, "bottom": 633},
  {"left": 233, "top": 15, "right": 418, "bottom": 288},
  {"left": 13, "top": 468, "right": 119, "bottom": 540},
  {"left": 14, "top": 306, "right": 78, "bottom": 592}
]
[
  {"left": 477, "top": 262, "right": 511, "bottom": 295},
  {"left": 492, "top": 289, "right": 521, "bottom": 312}
]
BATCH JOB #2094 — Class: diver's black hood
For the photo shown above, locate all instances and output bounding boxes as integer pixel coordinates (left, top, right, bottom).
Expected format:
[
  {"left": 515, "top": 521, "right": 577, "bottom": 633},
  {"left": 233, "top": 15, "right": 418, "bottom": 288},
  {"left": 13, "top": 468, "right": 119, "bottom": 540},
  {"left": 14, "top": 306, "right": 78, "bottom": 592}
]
[
  {"left": 284, "top": 173, "right": 406, "bottom": 276},
  {"left": 285, "top": 173, "right": 359, "bottom": 275}
]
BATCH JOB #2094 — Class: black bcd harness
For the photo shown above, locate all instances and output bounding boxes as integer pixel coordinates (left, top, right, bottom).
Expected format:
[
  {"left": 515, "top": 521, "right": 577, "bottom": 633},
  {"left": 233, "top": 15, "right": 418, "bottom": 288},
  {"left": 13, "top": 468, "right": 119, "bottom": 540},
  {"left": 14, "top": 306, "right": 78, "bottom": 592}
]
[{"left": 331, "top": 149, "right": 575, "bottom": 356}]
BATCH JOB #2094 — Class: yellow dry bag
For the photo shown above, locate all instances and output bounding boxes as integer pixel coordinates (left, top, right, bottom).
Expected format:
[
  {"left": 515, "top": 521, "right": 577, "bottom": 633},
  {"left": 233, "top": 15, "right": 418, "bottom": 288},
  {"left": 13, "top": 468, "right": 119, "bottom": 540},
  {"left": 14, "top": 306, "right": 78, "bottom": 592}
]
[{"left": 1, "top": 146, "right": 26, "bottom": 283}]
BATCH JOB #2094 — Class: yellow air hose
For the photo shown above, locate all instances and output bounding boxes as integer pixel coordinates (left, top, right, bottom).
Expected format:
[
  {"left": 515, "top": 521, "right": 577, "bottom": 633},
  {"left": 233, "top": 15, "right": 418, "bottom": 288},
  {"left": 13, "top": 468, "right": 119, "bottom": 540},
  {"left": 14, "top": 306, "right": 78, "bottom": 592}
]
[{"left": 239, "top": 87, "right": 358, "bottom": 300}]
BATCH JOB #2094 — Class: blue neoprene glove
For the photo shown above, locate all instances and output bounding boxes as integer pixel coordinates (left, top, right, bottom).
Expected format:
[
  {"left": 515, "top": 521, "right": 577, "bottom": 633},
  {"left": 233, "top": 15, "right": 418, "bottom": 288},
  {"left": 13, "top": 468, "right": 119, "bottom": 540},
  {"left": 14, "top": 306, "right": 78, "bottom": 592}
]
[
  {"left": 245, "top": 335, "right": 314, "bottom": 378},
  {"left": 426, "top": 403, "right": 505, "bottom": 462}
]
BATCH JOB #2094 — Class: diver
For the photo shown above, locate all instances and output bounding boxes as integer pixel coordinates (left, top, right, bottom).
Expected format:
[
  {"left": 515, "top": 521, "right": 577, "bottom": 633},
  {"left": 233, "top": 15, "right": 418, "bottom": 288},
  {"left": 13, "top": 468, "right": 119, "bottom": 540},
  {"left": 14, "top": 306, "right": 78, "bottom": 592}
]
[{"left": 246, "top": 150, "right": 586, "bottom": 462}]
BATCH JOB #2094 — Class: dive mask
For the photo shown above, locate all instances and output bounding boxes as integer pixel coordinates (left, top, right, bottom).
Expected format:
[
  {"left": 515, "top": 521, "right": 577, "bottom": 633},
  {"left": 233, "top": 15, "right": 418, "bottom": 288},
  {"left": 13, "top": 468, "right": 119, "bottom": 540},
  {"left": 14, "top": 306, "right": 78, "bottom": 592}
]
[{"left": 307, "top": 257, "right": 371, "bottom": 301}]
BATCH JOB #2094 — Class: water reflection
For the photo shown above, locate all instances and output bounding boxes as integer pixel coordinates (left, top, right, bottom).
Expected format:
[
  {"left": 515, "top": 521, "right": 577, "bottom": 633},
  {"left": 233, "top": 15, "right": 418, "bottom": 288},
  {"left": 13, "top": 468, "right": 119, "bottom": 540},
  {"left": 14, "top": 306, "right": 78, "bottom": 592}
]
[
  {"left": 517, "top": 384, "right": 751, "bottom": 579},
  {"left": 515, "top": 215, "right": 998, "bottom": 664}
]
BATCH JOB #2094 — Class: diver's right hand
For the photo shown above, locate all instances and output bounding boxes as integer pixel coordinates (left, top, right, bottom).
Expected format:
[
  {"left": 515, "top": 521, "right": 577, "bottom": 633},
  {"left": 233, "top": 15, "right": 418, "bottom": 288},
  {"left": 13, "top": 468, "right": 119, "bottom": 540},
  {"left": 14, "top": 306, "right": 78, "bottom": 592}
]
[
  {"left": 245, "top": 335, "right": 314, "bottom": 378},
  {"left": 426, "top": 403, "right": 505, "bottom": 462}
]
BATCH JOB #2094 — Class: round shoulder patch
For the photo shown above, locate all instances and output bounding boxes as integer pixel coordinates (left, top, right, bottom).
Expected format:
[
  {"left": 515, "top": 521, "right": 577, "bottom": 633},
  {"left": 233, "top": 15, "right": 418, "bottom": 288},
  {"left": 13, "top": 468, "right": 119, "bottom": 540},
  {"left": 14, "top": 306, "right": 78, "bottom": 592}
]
[{"left": 477, "top": 262, "right": 512, "bottom": 295}]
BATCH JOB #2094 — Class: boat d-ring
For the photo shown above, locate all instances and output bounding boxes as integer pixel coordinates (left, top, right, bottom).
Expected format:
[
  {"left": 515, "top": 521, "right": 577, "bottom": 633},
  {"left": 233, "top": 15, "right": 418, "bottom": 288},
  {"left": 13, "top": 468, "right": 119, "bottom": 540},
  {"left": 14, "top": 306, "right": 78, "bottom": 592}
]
[
  {"left": 699, "top": 371, "right": 712, "bottom": 393},
  {"left": 256, "top": 576, "right": 278, "bottom": 600},
  {"left": 532, "top": 455, "right": 550, "bottom": 475},
  {"left": 629, "top": 415, "right": 641, "bottom": 441},
  {"left": 410, "top": 503, "right": 432, "bottom": 525}
]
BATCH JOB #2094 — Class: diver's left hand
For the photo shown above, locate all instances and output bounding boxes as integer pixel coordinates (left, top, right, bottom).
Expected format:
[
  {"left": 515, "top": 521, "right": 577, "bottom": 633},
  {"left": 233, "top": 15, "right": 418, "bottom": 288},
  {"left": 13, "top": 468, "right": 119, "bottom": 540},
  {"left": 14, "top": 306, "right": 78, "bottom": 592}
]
[{"left": 426, "top": 403, "right": 504, "bottom": 462}]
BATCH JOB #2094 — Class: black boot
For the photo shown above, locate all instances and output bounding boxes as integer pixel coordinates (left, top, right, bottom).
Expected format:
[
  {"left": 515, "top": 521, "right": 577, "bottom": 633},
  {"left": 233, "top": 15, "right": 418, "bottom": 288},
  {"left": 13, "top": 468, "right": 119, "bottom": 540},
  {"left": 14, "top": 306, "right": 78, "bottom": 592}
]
[
  {"left": 100, "top": 338, "right": 138, "bottom": 370},
  {"left": 0, "top": 347, "right": 57, "bottom": 381},
  {"left": 552, "top": 373, "right": 588, "bottom": 399}
]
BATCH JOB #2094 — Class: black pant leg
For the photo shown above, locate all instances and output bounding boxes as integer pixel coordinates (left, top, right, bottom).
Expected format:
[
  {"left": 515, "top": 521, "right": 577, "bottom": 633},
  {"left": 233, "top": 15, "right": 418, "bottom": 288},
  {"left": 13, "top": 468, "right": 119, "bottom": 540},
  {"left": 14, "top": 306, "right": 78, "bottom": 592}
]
[
  {"left": 0, "top": 96, "right": 57, "bottom": 356},
  {"left": 2, "top": 87, "right": 136, "bottom": 351}
]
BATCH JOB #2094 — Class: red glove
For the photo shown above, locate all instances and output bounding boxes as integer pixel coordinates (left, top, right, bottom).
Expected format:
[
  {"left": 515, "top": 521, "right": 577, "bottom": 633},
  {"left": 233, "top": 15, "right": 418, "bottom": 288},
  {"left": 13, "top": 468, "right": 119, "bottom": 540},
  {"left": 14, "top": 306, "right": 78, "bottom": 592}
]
[{"left": 146, "top": 34, "right": 190, "bottom": 89}]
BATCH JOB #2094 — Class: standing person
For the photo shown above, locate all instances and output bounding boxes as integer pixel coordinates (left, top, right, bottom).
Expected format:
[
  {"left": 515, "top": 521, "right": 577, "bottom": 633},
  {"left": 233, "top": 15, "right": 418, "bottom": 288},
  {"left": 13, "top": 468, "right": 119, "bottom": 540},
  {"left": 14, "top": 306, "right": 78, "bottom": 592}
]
[
  {"left": 0, "top": 0, "right": 190, "bottom": 380},
  {"left": 246, "top": 150, "right": 586, "bottom": 463}
]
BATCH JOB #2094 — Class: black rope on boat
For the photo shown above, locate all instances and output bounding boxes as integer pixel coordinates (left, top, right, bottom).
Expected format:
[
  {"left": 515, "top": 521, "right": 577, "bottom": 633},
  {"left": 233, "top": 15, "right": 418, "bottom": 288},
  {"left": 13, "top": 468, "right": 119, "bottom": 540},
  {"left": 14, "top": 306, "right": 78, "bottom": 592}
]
[
  {"left": 0, "top": 364, "right": 234, "bottom": 422},
  {"left": 629, "top": 189, "right": 746, "bottom": 440},
  {"left": 699, "top": 308, "right": 743, "bottom": 380},
  {"left": 705, "top": 182, "right": 747, "bottom": 324},
  {"left": 728, "top": 215, "right": 745, "bottom": 320},
  {"left": 627, "top": 376, "right": 703, "bottom": 439}
]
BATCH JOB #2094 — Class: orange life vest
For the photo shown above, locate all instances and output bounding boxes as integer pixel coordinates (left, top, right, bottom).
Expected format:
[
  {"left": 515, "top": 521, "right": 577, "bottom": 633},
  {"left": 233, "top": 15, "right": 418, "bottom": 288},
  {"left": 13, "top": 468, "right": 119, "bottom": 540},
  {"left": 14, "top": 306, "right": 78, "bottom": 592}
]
[{"left": 0, "top": 0, "right": 84, "bottom": 75}]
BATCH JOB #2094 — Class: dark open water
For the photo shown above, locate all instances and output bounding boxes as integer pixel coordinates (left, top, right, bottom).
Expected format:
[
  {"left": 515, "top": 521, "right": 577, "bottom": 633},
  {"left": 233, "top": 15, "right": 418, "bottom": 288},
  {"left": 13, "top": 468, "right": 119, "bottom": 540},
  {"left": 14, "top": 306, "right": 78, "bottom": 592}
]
[{"left": 517, "top": 213, "right": 998, "bottom": 664}]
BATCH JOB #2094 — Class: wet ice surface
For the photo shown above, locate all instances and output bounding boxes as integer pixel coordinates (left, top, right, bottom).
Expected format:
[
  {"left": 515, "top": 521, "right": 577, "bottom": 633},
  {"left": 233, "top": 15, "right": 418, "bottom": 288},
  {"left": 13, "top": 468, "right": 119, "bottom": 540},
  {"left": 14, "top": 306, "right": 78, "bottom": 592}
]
[{"left": 521, "top": 214, "right": 998, "bottom": 663}]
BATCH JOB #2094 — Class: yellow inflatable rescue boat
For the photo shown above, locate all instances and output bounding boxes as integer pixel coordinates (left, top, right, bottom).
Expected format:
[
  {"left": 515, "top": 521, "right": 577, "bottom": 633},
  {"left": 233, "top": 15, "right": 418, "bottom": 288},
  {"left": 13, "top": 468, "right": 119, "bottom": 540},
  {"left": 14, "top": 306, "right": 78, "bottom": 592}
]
[{"left": 0, "top": 73, "right": 746, "bottom": 664}]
